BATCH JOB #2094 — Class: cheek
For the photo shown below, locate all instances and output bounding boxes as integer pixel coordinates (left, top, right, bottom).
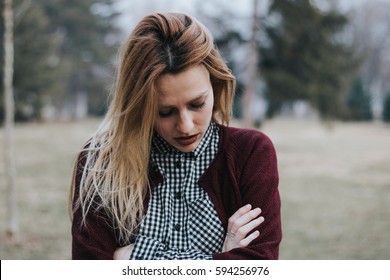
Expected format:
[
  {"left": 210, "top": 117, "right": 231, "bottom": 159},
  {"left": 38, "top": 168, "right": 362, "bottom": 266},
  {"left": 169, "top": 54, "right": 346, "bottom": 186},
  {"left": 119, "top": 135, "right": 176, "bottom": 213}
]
[
  {"left": 154, "top": 119, "right": 170, "bottom": 138},
  {"left": 204, "top": 97, "right": 215, "bottom": 121}
]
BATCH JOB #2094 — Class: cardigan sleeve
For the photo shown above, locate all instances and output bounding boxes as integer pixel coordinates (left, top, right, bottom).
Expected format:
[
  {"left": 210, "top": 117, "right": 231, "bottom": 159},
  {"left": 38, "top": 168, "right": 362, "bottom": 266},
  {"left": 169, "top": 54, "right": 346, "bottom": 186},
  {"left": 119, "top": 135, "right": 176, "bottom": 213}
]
[
  {"left": 71, "top": 152, "right": 118, "bottom": 260},
  {"left": 212, "top": 130, "right": 281, "bottom": 260}
]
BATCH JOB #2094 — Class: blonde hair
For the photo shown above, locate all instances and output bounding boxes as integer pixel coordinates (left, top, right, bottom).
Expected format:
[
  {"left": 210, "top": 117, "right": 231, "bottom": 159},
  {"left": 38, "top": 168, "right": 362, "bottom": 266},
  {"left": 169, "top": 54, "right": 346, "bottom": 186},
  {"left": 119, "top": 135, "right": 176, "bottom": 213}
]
[{"left": 69, "top": 13, "right": 236, "bottom": 244}]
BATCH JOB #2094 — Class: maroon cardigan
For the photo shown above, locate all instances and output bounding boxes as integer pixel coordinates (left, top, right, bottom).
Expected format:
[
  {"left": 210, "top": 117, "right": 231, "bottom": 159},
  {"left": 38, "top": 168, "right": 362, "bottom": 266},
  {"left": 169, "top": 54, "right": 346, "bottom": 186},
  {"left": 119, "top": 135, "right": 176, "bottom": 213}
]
[{"left": 72, "top": 125, "right": 282, "bottom": 259}]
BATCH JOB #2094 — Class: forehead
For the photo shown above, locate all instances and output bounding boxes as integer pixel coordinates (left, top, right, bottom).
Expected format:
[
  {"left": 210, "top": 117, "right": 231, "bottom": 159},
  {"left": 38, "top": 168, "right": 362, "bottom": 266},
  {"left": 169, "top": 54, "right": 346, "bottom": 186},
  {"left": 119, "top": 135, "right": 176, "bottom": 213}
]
[{"left": 156, "top": 64, "right": 211, "bottom": 103}]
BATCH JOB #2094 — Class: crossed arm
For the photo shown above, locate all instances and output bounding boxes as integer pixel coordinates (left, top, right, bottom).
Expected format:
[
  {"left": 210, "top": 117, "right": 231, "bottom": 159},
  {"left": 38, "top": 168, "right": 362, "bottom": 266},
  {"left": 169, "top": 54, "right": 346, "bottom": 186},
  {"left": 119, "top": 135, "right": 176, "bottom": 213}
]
[{"left": 113, "top": 204, "right": 264, "bottom": 260}]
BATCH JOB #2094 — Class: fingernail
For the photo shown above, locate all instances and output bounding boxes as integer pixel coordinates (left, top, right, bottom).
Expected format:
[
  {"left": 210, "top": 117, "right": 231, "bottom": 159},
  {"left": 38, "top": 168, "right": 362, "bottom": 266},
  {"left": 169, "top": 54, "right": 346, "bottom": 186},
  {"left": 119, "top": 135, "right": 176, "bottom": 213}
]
[
  {"left": 255, "top": 216, "right": 264, "bottom": 223},
  {"left": 260, "top": 216, "right": 265, "bottom": 222}
]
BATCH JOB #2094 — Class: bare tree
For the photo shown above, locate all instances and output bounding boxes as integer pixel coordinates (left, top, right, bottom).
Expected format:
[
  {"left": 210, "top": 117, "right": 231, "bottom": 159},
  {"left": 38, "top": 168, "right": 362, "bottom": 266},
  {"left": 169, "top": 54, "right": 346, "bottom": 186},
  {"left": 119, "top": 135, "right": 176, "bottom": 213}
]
[
  {"left": 351, "top": 1, "right": 390, "bottom": 119},
  {"left": 242, "top": 0, "right": 260, "bottom": 128},
  {"left": 3, "top": 0, "right": 18, "bottom": 239}
]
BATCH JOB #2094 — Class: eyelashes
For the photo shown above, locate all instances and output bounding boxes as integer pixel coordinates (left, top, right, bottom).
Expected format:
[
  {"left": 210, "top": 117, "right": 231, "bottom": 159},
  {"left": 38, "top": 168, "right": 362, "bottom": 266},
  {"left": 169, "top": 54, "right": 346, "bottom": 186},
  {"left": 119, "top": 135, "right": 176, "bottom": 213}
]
[
  {"left": 158, "top": 102, "right": 206, "bottom": 118},
  {"left": 158, "top": 110, "right": 174, "bottom": 118},
  {"left": 192, "top": 102, "right": 206, "bottom": 110}
]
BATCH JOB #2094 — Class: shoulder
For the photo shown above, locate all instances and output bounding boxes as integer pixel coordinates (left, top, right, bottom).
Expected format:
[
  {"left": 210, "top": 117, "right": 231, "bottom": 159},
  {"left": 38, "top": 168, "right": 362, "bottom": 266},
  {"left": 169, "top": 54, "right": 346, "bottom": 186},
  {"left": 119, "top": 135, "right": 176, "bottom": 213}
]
[{"left": 218, "top": 125, "right": 275, "bottom": 153}]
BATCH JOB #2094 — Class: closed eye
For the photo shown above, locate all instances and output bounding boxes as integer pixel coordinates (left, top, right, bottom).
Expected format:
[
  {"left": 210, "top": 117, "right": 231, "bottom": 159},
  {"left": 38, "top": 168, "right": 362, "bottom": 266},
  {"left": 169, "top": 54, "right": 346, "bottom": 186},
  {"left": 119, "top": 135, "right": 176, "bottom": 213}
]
[
  {"left": 158, "top": 108, "right": 175, "bottom": 118},
  {"left": 158, "top": 94, "right": 207, "bottom": 118},
  {"left": 191, "top": 102, "right": 206, "bottom": 110}
]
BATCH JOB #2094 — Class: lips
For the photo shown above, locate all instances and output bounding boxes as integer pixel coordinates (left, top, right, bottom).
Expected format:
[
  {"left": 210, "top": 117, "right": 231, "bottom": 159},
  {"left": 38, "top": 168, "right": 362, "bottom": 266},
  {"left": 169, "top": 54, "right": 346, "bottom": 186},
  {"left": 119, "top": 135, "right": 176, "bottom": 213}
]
[{"left": 174, "top": 134, "right": 199, "bottom": 146}]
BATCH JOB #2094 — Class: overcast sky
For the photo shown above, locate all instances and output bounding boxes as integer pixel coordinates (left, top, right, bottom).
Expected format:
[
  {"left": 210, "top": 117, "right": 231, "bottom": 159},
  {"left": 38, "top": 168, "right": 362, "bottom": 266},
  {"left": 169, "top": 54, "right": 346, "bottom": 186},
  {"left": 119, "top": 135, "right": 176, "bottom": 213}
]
[{"left": 115, "top": 0, "right": 376, "bottom": 27}]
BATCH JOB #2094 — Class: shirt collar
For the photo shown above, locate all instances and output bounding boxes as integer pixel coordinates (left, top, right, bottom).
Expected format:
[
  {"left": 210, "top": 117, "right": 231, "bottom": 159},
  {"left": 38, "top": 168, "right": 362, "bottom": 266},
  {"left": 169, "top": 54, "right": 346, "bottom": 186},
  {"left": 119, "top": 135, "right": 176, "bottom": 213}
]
[{"left": 152, "top": 122, "right": 217, "bottom": 159}]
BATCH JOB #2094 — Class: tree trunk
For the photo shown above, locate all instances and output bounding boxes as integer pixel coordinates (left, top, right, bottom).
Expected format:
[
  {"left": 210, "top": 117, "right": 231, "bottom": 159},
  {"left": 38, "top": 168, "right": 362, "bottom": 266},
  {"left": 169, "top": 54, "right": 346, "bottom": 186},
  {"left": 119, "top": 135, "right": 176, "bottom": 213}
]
[
  {"left": 3, "top": 0, "right": 18, "bottom": 239},
  {"left": 242, "top": 0, "right": 260, "bottom": 128}
]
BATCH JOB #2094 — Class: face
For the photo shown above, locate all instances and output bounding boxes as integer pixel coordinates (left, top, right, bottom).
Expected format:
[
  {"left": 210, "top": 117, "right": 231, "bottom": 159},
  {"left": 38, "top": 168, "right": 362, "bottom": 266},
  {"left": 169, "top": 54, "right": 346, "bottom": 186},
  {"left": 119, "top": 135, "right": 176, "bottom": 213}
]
[{"left": 154, "top": 64, "right": 214, "bottom": 153}]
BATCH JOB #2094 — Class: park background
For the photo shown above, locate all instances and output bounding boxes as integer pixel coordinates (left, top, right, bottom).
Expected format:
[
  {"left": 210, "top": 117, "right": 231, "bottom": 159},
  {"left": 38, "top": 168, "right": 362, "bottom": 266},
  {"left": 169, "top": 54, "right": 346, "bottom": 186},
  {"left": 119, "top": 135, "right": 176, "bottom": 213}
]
[{"left": 1, "top": 0, "right": 389, "bottom": 259}]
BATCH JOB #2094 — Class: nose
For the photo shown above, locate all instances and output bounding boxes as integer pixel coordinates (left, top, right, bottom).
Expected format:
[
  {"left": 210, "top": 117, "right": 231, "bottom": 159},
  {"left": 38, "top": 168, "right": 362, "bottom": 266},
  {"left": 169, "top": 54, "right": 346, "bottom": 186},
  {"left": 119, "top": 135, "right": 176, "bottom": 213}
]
[{"left": 176, "top": 110, "right": 194, "bottom": 134}]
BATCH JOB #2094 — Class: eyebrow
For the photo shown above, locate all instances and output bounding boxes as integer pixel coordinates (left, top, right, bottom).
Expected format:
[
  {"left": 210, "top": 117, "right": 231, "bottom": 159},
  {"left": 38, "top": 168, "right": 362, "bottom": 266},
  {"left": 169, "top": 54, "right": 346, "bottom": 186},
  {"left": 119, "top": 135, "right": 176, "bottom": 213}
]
[{"left": 158, "top": 91, "right": 208, "bottom": 109}]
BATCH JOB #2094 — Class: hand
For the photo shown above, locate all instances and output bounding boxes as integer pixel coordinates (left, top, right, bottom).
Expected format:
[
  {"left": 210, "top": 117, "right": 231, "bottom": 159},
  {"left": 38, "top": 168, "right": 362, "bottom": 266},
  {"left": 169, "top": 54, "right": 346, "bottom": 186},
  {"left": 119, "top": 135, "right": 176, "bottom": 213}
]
[
  {"left": 113, "top": 244, "right": 135, "bottom": 260},
  {"left": 222, "top": 204, "right": 264, "bottom": 252}
]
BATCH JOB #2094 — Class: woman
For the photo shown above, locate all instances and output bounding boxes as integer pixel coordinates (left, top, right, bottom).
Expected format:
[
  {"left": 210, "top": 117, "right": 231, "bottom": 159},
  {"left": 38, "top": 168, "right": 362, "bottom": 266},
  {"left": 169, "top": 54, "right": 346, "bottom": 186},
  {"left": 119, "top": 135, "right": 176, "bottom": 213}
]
[{"left": 70, "top": 12, "right": 281, "bottom": 260}]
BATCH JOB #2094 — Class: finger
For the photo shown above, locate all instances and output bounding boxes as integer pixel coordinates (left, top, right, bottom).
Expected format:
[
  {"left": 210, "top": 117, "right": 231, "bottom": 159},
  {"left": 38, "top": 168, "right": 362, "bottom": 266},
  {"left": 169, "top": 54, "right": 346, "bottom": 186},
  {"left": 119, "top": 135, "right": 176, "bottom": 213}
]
[
  {"left": 230, "top": 207, "right": 262, "bottom": 233},
  {"left": 229, "top": 204, "right": 252, "bottom": 222},
  {"left": 113, "top": 244, "right": 133, "bottom": 260},
  {"left": 239, "top": 230, "right": 260, "bottom": 247},
  {"left": 113, "top": 247, "right": 126, "bottom": 260},
  {"left": 236, "top": 216, "right": 264, "bottom": 239},
  {"left": 236, "top": 208, "right": 262, "bottom": 227}
]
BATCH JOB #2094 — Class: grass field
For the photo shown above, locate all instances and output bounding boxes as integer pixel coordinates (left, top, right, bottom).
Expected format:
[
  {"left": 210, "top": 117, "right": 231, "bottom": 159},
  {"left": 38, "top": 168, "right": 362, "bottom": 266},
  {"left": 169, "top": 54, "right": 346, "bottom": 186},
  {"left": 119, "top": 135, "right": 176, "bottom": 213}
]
[{"left": 1, "top": 118, "right": 389, "bottom": 259}]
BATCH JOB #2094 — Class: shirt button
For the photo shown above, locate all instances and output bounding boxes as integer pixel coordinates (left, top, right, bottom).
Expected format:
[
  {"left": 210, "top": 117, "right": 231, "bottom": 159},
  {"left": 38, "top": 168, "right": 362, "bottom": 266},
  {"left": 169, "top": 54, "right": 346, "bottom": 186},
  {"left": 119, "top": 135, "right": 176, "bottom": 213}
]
[
  {"left": 174, "top": 223, "right": 181, "bottom": 231},
  {"left": 175, "top": 159, "right": 181, "bottom": 168},
  {"left": 174, "top": 191, "right": 181, "bottom": 199}
]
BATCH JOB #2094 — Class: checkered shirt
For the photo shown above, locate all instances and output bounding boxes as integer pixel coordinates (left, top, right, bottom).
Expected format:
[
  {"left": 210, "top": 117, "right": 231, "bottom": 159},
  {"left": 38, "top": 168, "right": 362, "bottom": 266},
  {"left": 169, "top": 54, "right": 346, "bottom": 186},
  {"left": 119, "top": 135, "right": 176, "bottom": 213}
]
[{"left": 130, "top": 123, "right": 225, "bottom": 259}]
